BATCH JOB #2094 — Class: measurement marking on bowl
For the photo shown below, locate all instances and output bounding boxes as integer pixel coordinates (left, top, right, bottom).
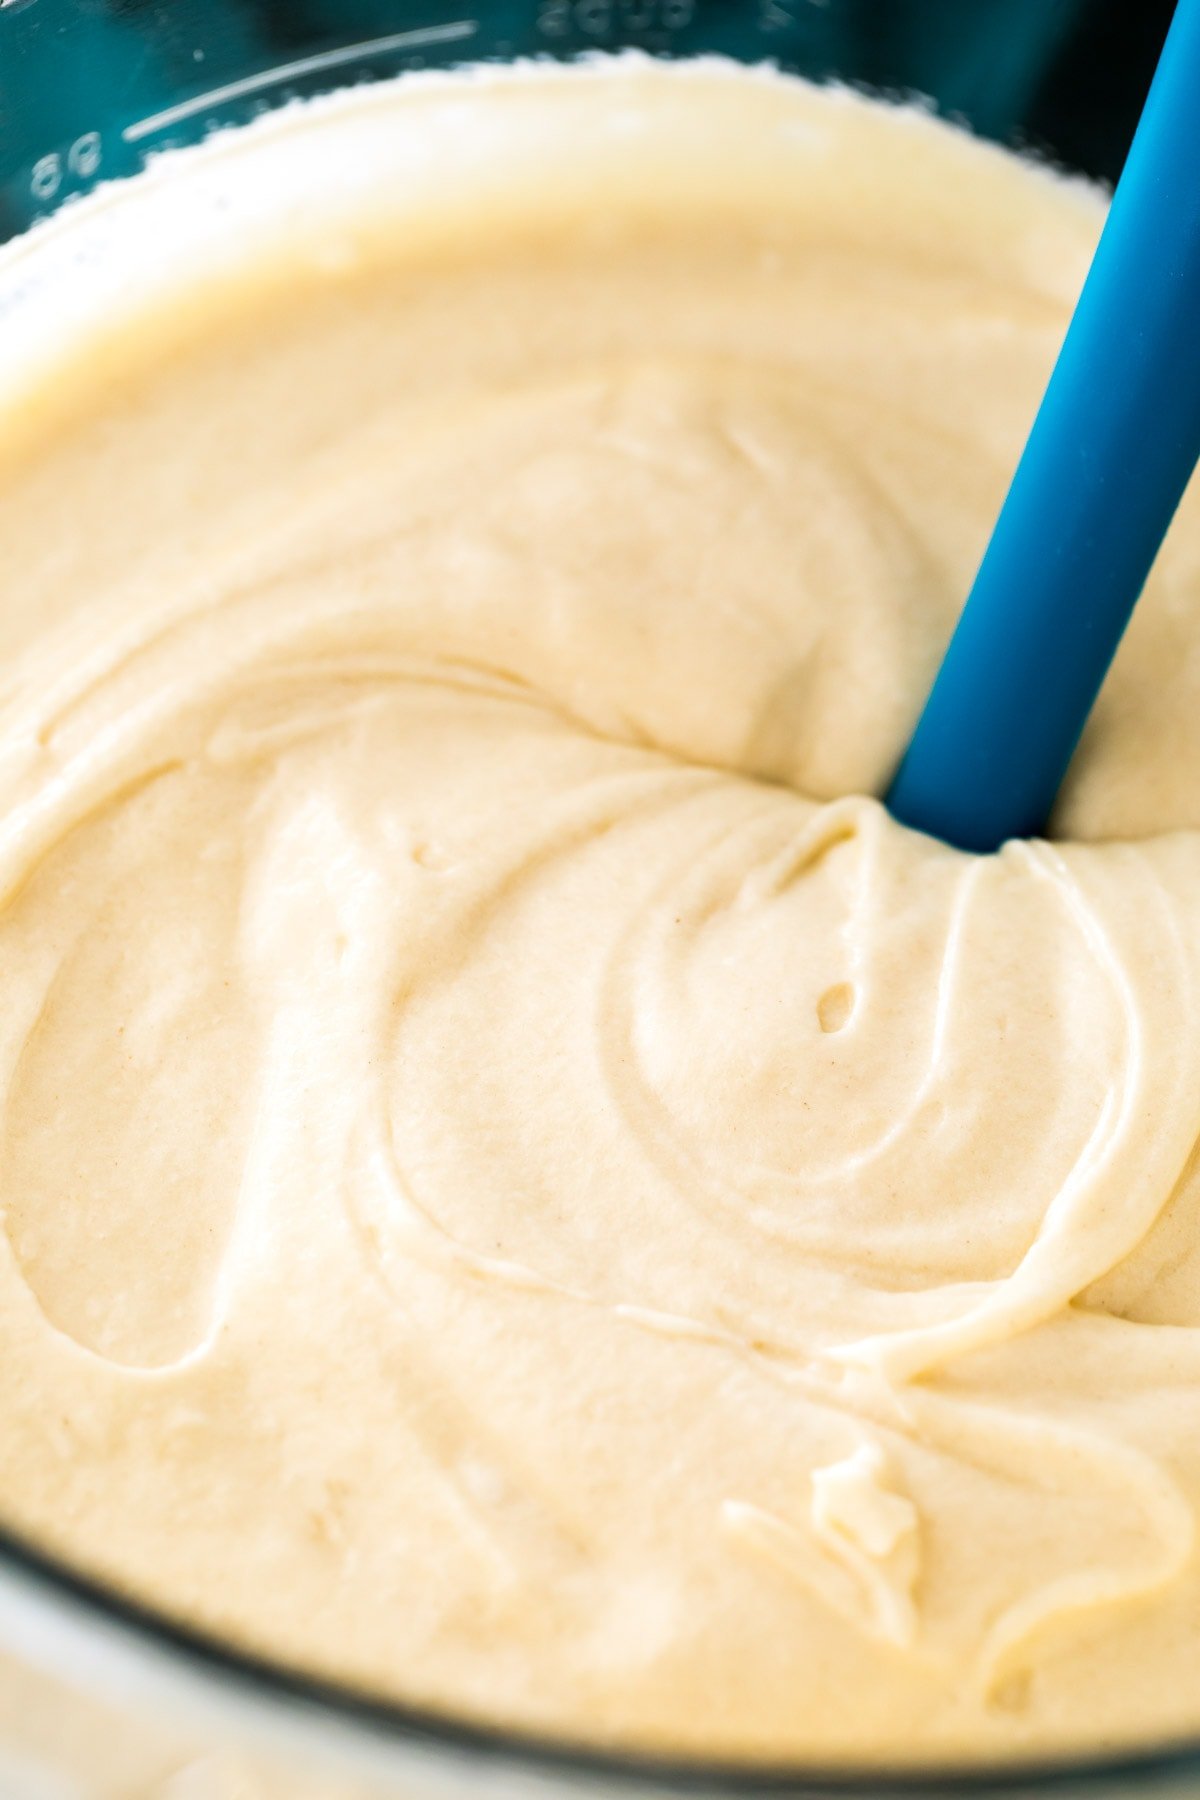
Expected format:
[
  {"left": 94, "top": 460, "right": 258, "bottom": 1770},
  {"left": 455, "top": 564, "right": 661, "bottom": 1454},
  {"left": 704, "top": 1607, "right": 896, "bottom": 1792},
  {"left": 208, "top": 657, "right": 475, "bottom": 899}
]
[{"left": 122, "top": 21, "right": 480, "bottom": 143}]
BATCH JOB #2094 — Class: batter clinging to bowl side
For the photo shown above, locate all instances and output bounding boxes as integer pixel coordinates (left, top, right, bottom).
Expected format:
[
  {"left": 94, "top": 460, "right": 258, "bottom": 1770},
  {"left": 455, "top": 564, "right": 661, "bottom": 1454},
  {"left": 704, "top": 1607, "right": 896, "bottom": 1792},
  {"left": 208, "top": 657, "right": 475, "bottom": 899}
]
[{"left": 3, "top": 57, "right": 1200, "bottom": 1766}]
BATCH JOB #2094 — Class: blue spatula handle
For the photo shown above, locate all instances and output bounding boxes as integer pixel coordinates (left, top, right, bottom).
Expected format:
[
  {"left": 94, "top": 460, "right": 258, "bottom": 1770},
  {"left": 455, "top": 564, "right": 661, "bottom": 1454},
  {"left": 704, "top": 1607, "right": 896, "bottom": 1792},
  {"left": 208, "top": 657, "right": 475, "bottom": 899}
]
[{"left": 888, "top": 0, "right": 1200, "bottom": 854}]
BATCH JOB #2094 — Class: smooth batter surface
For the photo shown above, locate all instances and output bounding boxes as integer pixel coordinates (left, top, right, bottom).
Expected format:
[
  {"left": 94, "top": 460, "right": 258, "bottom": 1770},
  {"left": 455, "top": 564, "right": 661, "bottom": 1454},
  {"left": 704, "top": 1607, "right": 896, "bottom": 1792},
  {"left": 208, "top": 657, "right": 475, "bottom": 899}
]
[{"left": 4, "top": 60, "right": 1200, "bottom": 1768}]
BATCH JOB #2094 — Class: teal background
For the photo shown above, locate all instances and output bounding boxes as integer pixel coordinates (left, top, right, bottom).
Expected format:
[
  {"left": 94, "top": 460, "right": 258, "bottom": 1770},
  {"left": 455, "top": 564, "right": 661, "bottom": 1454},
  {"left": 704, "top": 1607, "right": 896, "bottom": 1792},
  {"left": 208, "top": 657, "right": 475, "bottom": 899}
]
[{"left": 0, "top": 0, "right": 1119, "bottom": 243}]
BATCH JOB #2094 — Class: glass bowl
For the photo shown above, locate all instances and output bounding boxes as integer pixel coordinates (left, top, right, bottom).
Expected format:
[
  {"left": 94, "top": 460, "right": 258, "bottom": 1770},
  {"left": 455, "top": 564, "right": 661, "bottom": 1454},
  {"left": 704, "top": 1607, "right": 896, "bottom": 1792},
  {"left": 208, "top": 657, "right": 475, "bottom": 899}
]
[{"left": 0, "top": 3, "right": 1190, "bottom": 1795}]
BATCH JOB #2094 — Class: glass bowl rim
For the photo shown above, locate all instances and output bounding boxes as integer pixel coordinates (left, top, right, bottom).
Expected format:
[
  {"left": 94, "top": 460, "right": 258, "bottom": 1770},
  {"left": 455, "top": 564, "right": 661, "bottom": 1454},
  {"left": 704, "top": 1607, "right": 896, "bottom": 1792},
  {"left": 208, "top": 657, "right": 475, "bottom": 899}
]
[{"left": 3, "top": 1516, "right": 1200, "bottom": 1797}]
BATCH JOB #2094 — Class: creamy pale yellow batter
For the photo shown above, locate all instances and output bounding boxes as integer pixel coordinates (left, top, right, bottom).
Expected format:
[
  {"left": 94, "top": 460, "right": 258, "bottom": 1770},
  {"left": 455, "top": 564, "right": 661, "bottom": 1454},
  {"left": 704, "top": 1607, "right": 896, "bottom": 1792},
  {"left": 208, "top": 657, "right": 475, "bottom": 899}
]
[{"left": 3, "top": 58, "right": 1200, "bottom": 1769}]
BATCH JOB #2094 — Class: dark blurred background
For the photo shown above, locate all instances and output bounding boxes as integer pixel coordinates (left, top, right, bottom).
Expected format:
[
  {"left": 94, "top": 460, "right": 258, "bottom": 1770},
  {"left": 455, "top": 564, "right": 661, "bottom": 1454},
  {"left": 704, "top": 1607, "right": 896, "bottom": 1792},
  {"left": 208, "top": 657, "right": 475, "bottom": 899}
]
[
  {"left": 0, "top": 0, "right": 1184, "bottom": 242},
  {"left": 1024, "top": 0, "right": 1177, "bottom": 179}
]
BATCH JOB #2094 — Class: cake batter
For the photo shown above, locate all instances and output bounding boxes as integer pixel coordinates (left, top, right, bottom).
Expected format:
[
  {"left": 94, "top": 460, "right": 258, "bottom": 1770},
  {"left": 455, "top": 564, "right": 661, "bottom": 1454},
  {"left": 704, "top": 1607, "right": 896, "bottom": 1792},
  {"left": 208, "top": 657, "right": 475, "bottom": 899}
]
[{"left": 2, "top": 59, "right": 1200, "bottom": 1765}]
